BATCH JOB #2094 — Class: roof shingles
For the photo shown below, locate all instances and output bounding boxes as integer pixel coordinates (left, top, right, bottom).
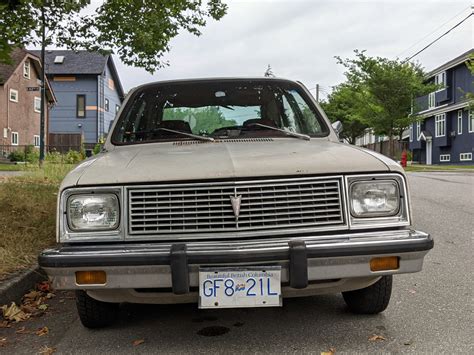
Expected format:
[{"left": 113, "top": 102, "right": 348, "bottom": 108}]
[{"left": 29, "top": 50, "right": 109, "bottom": 75}]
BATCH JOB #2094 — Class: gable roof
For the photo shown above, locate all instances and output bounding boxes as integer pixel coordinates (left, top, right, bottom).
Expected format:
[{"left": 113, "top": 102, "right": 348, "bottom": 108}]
[
  {"left": 0, "top": 48, "right": 29, "bottom": 84},
  {"left": 29, "top": 49, "right": 125, "bottom": 99},
  {"left": 0, "top": 48, "right": 56, "bottom": 103}
]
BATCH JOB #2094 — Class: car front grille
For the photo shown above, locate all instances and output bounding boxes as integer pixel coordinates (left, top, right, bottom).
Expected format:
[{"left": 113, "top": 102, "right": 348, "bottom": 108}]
[{"left": 127, "top": 177, "right": 345, "bottom": 236}]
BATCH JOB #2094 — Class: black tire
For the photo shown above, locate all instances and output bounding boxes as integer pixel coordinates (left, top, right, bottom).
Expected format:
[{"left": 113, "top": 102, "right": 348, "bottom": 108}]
[
  {"left": 75, "top": 290, "right": 119, "bottom": 328},
  {"left": 342, "top": 275, "right": 393, "bottom": 314}
]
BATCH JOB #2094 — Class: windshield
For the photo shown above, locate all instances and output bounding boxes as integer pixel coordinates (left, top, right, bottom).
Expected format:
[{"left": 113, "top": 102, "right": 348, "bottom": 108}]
[{"left": 112, "top": 80, "right": 329, "bottom": 144}]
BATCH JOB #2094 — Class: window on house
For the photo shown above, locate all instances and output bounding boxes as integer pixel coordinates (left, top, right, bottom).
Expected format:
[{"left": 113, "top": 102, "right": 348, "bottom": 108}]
[
  {"left": 54, "top": 55, "right": 65, "bottom": 64},
  {"left": 115, "top": 104, "right": 120, "bottom": 114},
  {"left": 428, "top": 92, "right": 435, "bottom": 109},
  {"left": 34, "top": 135, "right": 40, "bottom": 147},
  {"left": 34, "top": 97, "right": 41, "bottom": 113},
  {"left": 23, "top": 61, "right": 30, "bottom": 79},
  {"left": 11, "top": 132, "right": 19, "bottom": 145},
  {"left": 9, "top": 89, "right": 18, "bottom": 102},
  {"left": 435, "top": 114, "right": 446, "bottom": 137},
  {"left": 76, "top": 95, "right": 86, "bottom": 118},
  {"left": 105, "top": 98, "right": 109, "bottom": 112},
  {"left": 439, "top": 154, "right": 450, "bottom": 162},
  {"left": 460, "top": 153, "right": 472, "bottom": 161},
  {"left": 434, "top": 71, "right": 446, "bottom": 89},
  {"left": 416, "top": 122, "right": 421, "bottom": 140},
  {"left": 409, "top": 126, "right": 413, "bottom": 142},
  {"left": 457, "top": 110, "right": 463, "bottom": 135},
  {"left": 469, "top": 110, "right": 474, "bottom": 133}
]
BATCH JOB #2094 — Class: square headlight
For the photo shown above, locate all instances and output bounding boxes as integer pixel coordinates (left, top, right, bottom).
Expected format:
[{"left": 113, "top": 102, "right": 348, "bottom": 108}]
[
  {"left": 350, "top": 181, "right": 400, "bottom": 217},
  {"left": 67, "top": 194, "right": 120, "bottom": 231}
]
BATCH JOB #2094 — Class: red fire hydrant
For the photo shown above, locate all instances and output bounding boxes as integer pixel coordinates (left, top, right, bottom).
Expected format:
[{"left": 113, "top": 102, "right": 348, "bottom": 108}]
[{"left": 401, "top": 149, "right": 407, "bottom": 168}]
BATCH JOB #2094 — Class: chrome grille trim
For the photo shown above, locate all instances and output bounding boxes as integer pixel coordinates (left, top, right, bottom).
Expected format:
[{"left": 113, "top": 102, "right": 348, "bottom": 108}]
[{"left": 127, "top": 176, "right": 347, "bottom": 238}]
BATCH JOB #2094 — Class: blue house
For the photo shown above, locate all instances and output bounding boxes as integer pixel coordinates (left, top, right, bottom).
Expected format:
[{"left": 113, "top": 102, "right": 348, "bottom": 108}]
[
  {"left": 31, "top": 50, "right": 124, "bottom": 149},
  {"left": 409, "top": 49, "right": 473, "bottom": 165}
]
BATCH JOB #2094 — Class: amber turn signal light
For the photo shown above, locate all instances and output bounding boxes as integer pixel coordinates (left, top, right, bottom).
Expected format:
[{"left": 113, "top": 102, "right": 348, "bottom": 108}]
[
  {"left": 370, "top": 256, "right": 399, "bottom": 272},
  {"left": 75, "top": 271, "right": 107, "bottom": 285}
]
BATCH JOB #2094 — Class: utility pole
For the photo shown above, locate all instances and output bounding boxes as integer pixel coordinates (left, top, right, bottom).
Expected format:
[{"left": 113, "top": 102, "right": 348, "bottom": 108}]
[
  {"left": 315, "top": 84, "right": 319, "bottom": 103},
  {"left": 39, "top": 5, "right": 46, "bottom": 167}
]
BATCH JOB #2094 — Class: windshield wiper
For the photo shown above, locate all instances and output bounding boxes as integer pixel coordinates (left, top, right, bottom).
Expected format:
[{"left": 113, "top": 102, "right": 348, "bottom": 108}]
[
  {"left": 248, "top": 123, "right": 310, "bottom": 141},
  {"left": 155, "top": 127, "right": 215, "bottom": 142}
]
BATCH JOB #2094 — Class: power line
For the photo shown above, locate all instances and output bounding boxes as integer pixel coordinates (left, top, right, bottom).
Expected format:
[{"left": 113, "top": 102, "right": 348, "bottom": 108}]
[
  {"left": 397, "top": 5, "right": 471, "bottom": 58},
  {"left": 403, "top": 11, "right": 473, "bottom": 63}
]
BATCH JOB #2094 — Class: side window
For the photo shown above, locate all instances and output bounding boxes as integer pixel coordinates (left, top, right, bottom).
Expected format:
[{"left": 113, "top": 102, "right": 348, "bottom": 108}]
[
  {"left": 115, "top": 104, "right": 120, "bottom": 114},
  {"left": 11, "top": 132, "right": 19, "bottom": 145},
  {"left": 77, "top": 95, "right": 86, "bottom": 118},
  {"left": 9, "top": 89, "right": 18, "bottom": 103},
  {"left": 105, "top": 98, "right": 109, "bottom": 112},
  {"left": 34, "top": 135, "right": 40, "bottom": 147}
]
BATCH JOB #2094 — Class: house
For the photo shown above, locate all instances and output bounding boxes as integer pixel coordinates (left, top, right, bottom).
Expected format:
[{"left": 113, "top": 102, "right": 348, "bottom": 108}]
[
  {"left": 409, "top": 49, "right": 474, "bottom": 165},
  {"left": 0, "top": 48, "right": 55, "bottom": 156},
  {"left": 31, "top": 50, "right": 124, "bottom": 150}
]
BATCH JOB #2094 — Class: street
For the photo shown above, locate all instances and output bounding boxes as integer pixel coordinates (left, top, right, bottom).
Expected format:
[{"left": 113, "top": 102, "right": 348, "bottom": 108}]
[{"left": 2, "top": 171, "right": 473, "bottom": 354}]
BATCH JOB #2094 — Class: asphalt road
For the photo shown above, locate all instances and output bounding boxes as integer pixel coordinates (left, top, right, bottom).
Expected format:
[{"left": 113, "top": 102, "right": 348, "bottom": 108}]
[{"left": 2, "top": 171, "right": 473, "bottom": 354}]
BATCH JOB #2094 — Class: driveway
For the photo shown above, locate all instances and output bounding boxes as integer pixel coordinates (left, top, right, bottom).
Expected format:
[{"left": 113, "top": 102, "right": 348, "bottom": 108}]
[{"left": 2, "top": 172, "right": 473, "bottom": 354}]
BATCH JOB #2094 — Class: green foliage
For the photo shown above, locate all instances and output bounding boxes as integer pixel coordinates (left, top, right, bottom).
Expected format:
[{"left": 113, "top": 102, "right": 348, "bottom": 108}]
[
  {"left": 0, "top": 0, "right": 227, "bottom": 72},
  {"left": 92, "top": 143, "right": 102, "bottom": 155},
  {"left": 65, "top": 150, "right": 84, "bottom": 164},
  {"left": 335, "top": 50, "right": 437, "bottom": 141},
  {"left": 319, "top": 83, "right": 368, "bottom": 144},
  {"left": 466, "top": 54, "right": 474, "bottom": 110},
  {"left": 163, "top": 107, "right": 237, "bottom": 135},
  {"left": 45, "top": 150, "right": 63, "bottom": 164},
  {"left": 7, "top": 149, "right": 24, "bottom": 162}
]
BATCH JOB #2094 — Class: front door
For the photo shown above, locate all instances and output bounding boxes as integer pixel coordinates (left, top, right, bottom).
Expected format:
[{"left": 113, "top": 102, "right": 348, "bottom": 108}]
[{"left": 426, "top": 139, "right": 432, "bottom": 165}]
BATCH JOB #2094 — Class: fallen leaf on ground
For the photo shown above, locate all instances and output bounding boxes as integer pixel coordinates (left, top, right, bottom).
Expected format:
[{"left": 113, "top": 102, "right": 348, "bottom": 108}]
[
  {"left": 369, "top": 334, "right": 386, "bottom": 342},
  {"left": 132, "top": 339, "right": 145, "bottom": 346},
  {"left": 1, "top": 302, "right": 30, "bottom": 322},
  {"left": 38, "top": 304, "right": 48, "bottom": 311},
  {"left": 321, "top": 347, "right": 336, "bottom": 355},
  {"left": 37, "top": 282, "right": 51, "bottom": 293},
  {"left": 36, "top": 326, "right": 49, "bottom": 336},
  {"left": 16, "top": 327, "right": 31, "bottom": 334},
  {"left": 38, "top": 345, "right": 56, "bottom": 355},
  {"left": 0, "top": 321, "right": 10, "bottom": 328},
  {"left": 408, "top": 289, "right": 416, "bottom": 294},
  {"left": 0, "top": 337, "right": 7, "bottom": 347}
]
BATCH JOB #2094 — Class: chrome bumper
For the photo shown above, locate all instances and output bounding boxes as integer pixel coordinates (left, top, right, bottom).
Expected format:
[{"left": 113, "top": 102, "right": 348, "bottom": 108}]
[{"left": 39, "top": 229, "right": 433, "bottom": 292}]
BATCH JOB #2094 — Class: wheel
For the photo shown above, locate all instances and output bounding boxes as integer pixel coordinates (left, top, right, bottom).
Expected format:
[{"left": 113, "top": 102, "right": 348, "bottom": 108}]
[
  {"left": 75, "top": 290, "right": 119, "bottom": 328},
  {"left": 342, "top": 275, "right": 393, "bottom": 314}
]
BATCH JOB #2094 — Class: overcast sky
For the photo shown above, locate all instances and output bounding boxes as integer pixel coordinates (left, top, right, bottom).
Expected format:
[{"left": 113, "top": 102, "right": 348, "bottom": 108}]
[{"left": 102, "top": 0, "right": 472, "bottom": 98}]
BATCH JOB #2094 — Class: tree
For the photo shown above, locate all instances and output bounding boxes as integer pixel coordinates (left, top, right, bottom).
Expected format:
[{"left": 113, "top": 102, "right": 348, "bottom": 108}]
[
  {"left": 465, "top": 54, "right": 474, "bottom": 110},
  {"left": 319, "top": 83, "right": 368, "bottom": 144},
  {"left": 335, "top": 50, "right": 436, "bottom": 156}
]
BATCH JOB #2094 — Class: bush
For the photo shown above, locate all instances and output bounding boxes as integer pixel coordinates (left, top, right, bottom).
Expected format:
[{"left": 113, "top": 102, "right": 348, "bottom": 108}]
[
  {"left": 8, "top": 150, "right": 25, "bottom": 162},
  {"left": 65, "top": 150, "right": 84, "bottom": 164},
  {"left": 92, "top": 143, "right": 102, "bottom": 155},
  {"left": 45, "top": 150, "right": 63, "bottom": 164}
]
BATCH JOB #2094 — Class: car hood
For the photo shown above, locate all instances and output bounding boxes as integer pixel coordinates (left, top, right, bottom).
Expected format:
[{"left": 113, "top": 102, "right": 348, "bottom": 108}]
[{"left": 62, "top": 139, "right": 401, "bottom": 189}]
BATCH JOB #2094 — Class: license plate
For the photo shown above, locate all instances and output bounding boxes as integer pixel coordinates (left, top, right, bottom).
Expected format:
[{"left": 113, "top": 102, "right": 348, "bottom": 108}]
[{"left": 198, "top": 267, "right": 282, "bottom": 309}]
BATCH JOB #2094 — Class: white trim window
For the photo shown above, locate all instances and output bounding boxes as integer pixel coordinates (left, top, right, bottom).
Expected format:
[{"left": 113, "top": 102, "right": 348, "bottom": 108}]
[
  {"left": 428, "top": 92, "right": 435, "bottom": 109},
  {"left": 34, "top": 97, "right": 41, "bottom": 113},
  {"left": 11, "top": 132, "right": 19, "bottom": 146},
  {"left": 460, "top": 153, "right": 472, "bottom": 161},
  {"left": 434, "top": 71, "right": 446, "bottom": 89},
  {"left": 34, "top": 135, "right": 40, "bottom": 147},
  {"left": 9, "top": 89, "right": 18, "bottom": 102},
  {"left": 435, "top": 114, "right": 446, "bottom": 137},
  {"left": 409, "top": 126, "right": 413, "bottom": 142},
  {"left": 23, "top": 60, "right": 30, "bottom": 79},
  {"left": 469, "top": 110, "right": 474, "bottom": 133},
  {"left": 416, "top": 122, "right": 421, "bottom": 140},
  {"left": 457, "top": 110, "right": 463, "bottom": 135},
  {"left": 439, "top": 154, "right": 450, "bottom": 162}
]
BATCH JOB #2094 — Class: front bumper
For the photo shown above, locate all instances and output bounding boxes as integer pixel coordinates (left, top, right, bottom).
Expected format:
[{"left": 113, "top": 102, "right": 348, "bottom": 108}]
[{"left": 39, "top": 229, "right": 433, "bottom": 295}]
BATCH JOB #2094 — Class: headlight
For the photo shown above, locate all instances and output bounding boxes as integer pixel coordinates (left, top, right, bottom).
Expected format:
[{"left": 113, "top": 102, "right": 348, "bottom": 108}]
[
  {"left": 67, "top": 194, "right": 120, "bottom": 231},
  {"left": 350, "top": 181, "right": 400, "bottom": 217}
]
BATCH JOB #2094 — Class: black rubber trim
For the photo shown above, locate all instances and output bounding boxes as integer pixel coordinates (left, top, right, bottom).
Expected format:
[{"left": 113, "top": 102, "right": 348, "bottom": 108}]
[
  {"left": 170, "top": 243, "right": 189, "bottom": 294},
  {"left": 38, "top": 236, "right": 433, "bottom": 268},
  {"left": 289, "top": 240, "right": 308, "bottom": 289}
]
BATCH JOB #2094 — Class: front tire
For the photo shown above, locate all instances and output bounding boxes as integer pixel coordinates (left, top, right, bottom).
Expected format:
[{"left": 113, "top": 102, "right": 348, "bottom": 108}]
[
  {"left": 75, "top": 290, "right": 119, "bottom": 328},
  {"left": 342, "top": 275, "right": 392, "bottom": 314}
]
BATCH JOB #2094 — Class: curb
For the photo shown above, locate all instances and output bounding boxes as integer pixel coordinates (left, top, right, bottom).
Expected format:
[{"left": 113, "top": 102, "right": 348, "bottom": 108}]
[{"left": 0, "top": 266, "right": 47, "bottom": 305}]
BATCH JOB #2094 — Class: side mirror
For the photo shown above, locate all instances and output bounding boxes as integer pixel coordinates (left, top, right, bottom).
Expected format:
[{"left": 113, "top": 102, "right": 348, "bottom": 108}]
[{"left": 332, "top": 121, "right": 343, "bottom": 136}]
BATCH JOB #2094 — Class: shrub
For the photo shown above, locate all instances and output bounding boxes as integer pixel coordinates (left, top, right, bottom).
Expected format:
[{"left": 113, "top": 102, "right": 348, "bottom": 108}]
[
  {"left": 45, "top": 150, "right": 63, "bottom": 164},
  {"left": 65, "top": 150, "right": 83, "bottom": 164},
  {"left": 8, "top": 150, "right": 25, "bottom": 162},
  {"left": 92, "top": 143, "right": 102, "bottom": 155}
]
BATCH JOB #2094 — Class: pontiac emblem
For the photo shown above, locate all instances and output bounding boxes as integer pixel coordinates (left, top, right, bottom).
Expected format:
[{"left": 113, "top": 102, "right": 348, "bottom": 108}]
[{"left": 229, "top": 192, "right": 242, "bottom": 219}]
